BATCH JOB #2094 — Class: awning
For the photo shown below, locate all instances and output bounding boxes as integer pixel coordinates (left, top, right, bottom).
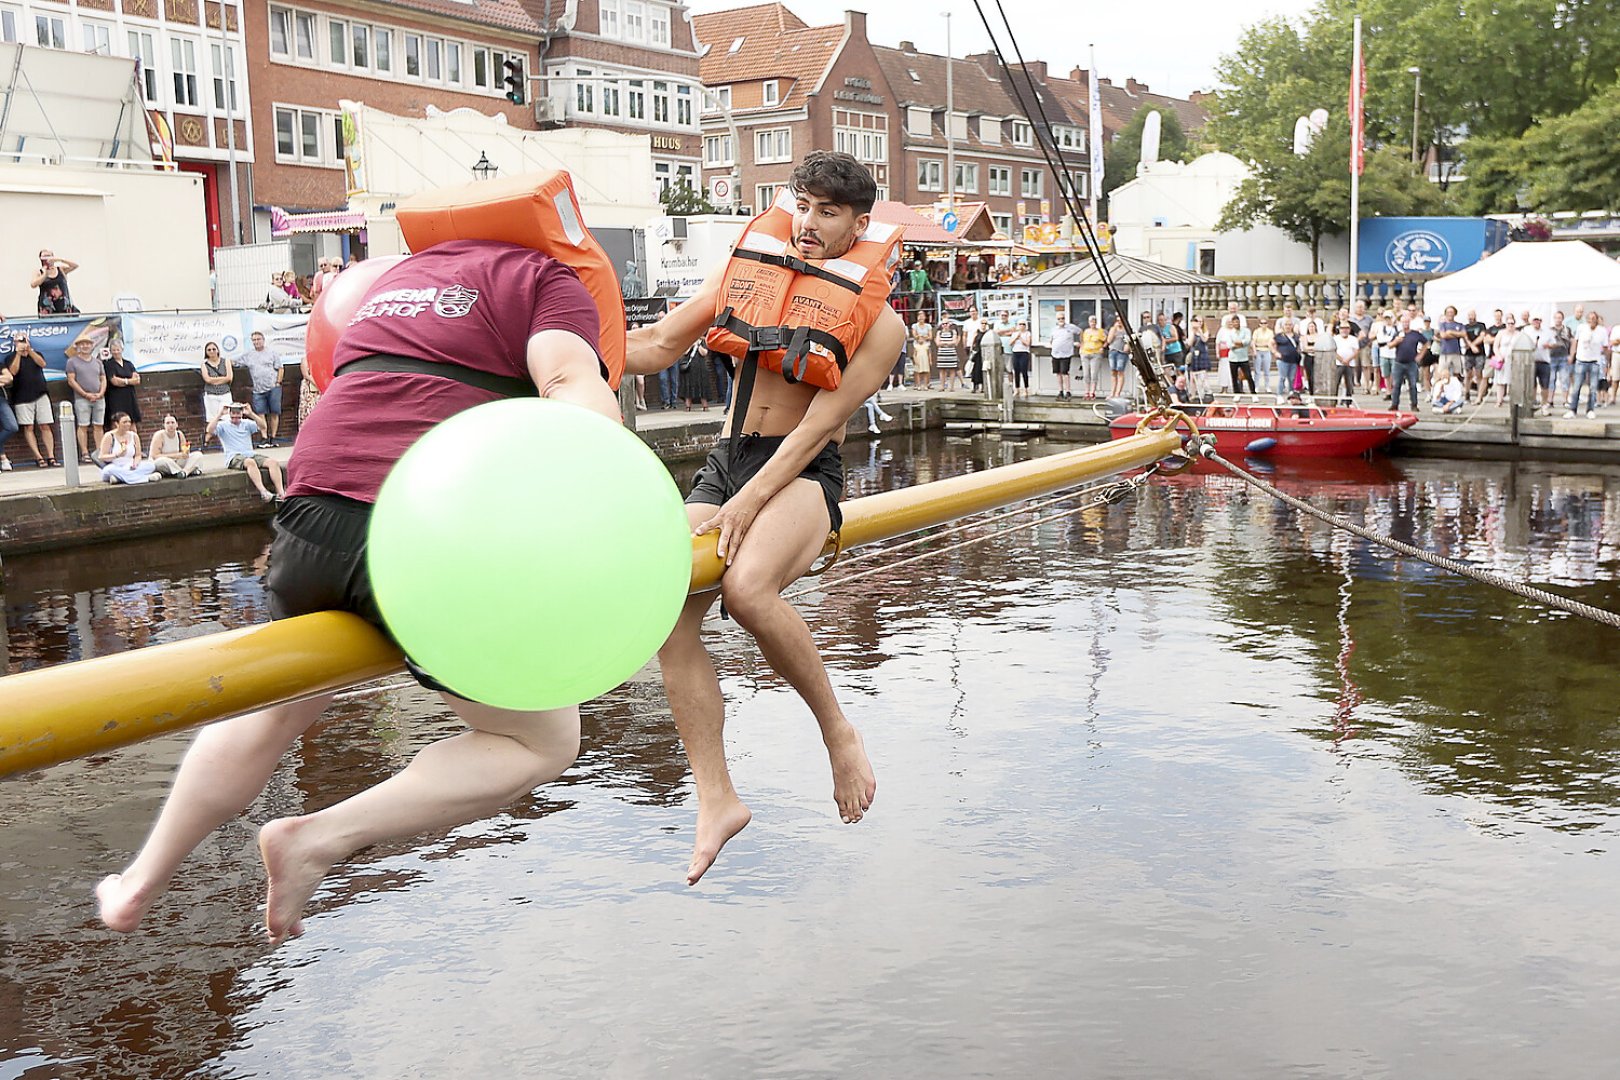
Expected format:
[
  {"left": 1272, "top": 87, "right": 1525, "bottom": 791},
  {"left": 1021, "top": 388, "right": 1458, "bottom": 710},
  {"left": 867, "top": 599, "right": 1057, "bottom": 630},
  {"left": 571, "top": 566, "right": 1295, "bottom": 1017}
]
[
  {"left": 870, "top": 200, "right": 961, "bottom": 247},
  {"left": 269, "top": 206, "right": 368, "bottom": 236}
]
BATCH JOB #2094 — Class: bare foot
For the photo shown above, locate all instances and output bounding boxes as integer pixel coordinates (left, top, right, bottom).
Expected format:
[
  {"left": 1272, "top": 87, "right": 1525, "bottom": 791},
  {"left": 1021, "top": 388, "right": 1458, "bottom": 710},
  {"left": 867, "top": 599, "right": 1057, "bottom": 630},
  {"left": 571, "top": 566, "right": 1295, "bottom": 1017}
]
[
  {"left": 96, "top": 872, "right": 162, "bottom": 933},
  {"left": 258, "top": 817, "right": 336, "bottom": 946},
  {"left": 825, "top": 723, "right": 877, "bottom": 824},
  {"left": 687, "top": 797, "right": 752, "bottom": 886}
]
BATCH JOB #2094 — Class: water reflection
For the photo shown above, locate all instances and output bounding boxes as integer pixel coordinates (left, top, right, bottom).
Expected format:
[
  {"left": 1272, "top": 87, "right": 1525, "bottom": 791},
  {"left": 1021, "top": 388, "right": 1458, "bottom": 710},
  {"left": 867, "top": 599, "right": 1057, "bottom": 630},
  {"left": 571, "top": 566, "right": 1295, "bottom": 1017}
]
[{"left": 4, "top": 437, "right": 1620, "bottom": 1077}]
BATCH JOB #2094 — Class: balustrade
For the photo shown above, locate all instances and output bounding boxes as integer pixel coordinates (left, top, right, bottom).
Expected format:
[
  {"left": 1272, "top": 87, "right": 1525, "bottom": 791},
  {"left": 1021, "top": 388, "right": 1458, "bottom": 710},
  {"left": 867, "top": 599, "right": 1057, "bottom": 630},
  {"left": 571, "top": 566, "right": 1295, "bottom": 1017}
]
[{"left": 1193, "top": 275, "right": 1434, "bottom": 321}]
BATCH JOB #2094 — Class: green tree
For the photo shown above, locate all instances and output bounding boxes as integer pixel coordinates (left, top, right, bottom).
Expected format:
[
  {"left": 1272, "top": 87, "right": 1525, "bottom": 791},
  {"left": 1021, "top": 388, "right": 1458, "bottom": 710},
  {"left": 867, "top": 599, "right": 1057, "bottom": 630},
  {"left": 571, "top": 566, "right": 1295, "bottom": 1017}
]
[
  {"left": 659, "top": 180, "right": 717, "bottom": 215},
  {"left": 1103, "top": 105, "right": 1190, "bottom": 204},
  {"left": 1217, "top": 114, "right": 1446, "bottom": 272},
  {"left": 1459, "top": 78, "right": 1620, "bottom": 214}
]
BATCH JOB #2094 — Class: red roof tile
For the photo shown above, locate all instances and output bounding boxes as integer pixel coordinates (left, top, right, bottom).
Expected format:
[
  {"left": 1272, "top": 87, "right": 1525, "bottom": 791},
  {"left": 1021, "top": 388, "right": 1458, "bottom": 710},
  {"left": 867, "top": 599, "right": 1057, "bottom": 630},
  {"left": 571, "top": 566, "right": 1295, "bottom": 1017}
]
[
  {"left": 871, "top": 200, "right": 961, "bottom": 246},
  {"left": 692, "top": 4, "right": 842, "bottom": 110},
  {"left": 387, "top": 0, "right": 544, "bottom": 36}
]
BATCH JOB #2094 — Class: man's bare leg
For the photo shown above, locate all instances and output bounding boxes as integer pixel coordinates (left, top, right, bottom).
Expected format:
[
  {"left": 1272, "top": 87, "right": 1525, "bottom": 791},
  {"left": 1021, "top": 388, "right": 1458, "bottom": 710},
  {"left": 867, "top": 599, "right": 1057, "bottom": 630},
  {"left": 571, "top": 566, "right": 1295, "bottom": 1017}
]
[
  {"left": 658, "top": 504, "right": 750, "bottom": 885},
  {"left": 720, "top": 481, "right": 876, "bottom": 825},
  {"left": 96, "top": 695, "right": 333, "bottom": 932},
  {"left": 257, "top": 695, "right": 578, "bottom": 944}
]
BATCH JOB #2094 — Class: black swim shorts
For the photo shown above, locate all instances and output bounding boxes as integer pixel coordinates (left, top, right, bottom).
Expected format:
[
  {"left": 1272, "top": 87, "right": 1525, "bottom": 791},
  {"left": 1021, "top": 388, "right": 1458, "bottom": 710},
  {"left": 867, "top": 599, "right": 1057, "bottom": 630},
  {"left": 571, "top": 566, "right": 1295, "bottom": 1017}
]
[
  {"left": 265, "top": 494, "right": 461, "bottom": 697},
  {"left": 687, "top": 434, "right": 844, "bottom": 532}
]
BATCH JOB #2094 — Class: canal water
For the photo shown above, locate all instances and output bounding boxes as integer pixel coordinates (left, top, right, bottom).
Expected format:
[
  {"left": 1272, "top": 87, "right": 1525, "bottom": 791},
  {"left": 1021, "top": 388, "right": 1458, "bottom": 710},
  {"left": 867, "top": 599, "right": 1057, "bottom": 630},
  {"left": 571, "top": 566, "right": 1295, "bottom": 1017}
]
[{"left": 3, "top": 431, "right": 1620, "bottom": 1079}]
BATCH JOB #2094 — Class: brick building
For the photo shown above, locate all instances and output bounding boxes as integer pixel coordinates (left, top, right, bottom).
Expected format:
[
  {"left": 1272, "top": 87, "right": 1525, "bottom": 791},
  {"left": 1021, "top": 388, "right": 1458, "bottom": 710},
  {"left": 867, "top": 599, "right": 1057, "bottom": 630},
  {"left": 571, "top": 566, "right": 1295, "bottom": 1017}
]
[
  {"left": 692, "top": 4, "right": 893, "bottom": 216},
  {"left": 537, "top": 0, "right": 704, "bottom": 201},
  {"left": 243, "top": 0, "right": 545, "bottom": 257},
  {"left": 0, "top": 0, "right": 253, "bottom": 254}
]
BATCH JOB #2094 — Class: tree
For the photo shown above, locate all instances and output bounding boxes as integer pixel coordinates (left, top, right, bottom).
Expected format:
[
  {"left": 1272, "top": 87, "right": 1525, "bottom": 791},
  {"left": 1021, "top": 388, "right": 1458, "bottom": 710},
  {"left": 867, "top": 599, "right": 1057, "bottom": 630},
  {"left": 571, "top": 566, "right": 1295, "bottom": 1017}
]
[
  {"left": 660, "top": 180, "right": 716, "bottom": 215},
  {"left": 1459, "top": 78, "right": 1620, "bottom": 214},
  {"left": 1217, "top": 114, "right": 1446, "bottom": 272},
  {"left": 1102, "top": 104, "right": 1189, "bottom": 206}
]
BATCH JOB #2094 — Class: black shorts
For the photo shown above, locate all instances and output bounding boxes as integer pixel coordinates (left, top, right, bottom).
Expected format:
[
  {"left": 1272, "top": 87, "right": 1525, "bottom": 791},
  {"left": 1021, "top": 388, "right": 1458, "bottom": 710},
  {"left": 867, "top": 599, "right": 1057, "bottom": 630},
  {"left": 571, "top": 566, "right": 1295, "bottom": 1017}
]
[
  {"left": 1535, "top": 361, "right": 1551, "bottom": 389},
  {"left": 1051, "top": 355, "right": 1072, "bottom": 375},
  {"left": 687, "top": 435, "right": 844, "bottom": 532},
  {"left": 266, "top": 494, "right": 460, "bottom": 696}
]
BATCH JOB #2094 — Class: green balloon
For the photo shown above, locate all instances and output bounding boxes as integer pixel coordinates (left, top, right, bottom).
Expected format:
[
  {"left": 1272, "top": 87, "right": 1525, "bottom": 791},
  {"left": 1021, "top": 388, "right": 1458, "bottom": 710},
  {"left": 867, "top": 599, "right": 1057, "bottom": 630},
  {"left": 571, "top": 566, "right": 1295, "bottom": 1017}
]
[{"left": 367, "top": 398, "right": 692, "bottom": 710}]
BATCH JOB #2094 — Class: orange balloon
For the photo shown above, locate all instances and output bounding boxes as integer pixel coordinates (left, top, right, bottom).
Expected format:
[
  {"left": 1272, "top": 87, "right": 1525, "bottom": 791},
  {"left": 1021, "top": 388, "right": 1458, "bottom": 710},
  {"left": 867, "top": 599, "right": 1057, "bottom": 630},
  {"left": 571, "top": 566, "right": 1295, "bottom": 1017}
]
[{"left": 305, "top": 255, "right": 409, "bottom": 391}]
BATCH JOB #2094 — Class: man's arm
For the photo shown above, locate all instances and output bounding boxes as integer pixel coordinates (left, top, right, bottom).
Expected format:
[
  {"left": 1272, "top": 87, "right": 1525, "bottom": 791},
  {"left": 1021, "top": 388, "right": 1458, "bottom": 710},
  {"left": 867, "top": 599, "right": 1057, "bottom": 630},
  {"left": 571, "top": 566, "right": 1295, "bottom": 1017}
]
[
  {"left": 205, "top": 415, "right": 221, "bottom": 442},
  {"left": 699, "top": 309, "right": 908, "bottom": 564},
  {"left": 526, "top": 329, "right": 621, "bottom": 424},
  {"left": 624, "top": 274, "right": 721, "bottom": 375}
]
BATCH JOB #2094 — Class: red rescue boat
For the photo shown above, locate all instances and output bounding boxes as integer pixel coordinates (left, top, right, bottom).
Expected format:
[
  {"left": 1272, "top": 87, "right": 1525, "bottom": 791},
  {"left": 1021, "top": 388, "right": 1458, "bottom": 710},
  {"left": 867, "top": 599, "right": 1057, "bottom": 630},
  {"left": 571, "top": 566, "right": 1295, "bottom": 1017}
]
[{"left": 1108, "top": 397, "right": 1418, "bottom": 458}]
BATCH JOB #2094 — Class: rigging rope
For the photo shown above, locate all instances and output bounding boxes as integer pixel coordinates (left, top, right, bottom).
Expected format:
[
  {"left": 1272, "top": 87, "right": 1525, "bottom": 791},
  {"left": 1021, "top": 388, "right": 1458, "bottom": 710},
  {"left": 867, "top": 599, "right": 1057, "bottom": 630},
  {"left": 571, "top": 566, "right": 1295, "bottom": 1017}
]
[
  {"left": 1199, "top": 445, "right": 1620, "bottom": 630},
  {"left": 968, "top": 0, "right": 1170, "bottom": 409}
]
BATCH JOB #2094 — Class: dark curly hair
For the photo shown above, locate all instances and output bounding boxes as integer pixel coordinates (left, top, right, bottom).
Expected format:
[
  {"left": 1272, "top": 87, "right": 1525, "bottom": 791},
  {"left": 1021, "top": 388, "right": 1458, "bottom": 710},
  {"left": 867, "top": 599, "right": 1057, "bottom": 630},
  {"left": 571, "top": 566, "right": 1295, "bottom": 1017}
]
[{"left": 789, "top": 151, "right": 878, "bottom": 215}]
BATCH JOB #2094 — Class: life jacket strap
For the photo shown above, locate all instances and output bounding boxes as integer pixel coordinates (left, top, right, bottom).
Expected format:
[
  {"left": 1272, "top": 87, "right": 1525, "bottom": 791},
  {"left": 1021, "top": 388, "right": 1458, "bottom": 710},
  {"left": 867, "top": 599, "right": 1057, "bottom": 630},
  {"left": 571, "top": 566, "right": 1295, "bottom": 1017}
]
[
  {"left": 335, "top": 353, "right": 538, "bottom": 398},
  {"left": 730, "top": 247, "right": 863, "bottom": 295},
  {"left": 712, "top": 311, "right": 851, "bottom": 378}
]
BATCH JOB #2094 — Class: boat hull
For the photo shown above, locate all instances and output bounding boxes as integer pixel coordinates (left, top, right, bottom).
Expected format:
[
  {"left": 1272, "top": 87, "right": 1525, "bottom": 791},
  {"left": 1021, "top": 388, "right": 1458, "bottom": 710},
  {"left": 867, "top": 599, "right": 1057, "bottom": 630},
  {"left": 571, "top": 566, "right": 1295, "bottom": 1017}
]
[{"left": 1109, "top": 403, "right": 1417, "bottom": 458}]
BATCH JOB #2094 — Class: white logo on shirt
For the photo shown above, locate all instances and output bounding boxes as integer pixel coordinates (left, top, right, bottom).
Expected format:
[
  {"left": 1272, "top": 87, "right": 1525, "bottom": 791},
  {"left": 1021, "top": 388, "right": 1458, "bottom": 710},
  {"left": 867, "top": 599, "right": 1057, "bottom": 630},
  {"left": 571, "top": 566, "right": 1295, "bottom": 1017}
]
[{"left": 434, "top": 284, "right": 479, "bottom": 319}]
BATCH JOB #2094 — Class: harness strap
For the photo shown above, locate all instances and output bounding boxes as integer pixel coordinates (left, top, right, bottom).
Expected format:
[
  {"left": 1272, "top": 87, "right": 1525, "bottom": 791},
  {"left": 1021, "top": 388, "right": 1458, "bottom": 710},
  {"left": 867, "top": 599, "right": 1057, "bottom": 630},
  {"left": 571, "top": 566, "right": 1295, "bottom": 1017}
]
[
  {"left": 334, "top": 353, "right": 538, "bottom": 398},
  {"left": 730, "top": 248, "right": 863, "bottom": 294},
  {"left": 714, "top": 313, "right": 851, "bottom": 377}
]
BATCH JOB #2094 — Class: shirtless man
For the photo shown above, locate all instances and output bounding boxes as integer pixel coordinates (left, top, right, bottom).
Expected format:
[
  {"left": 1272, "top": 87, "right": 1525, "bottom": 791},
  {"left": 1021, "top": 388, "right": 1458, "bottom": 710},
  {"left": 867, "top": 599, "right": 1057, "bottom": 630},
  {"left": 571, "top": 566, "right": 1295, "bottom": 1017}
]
[{"left": 625, "top": 152, "right": 904, "bottom": 884}]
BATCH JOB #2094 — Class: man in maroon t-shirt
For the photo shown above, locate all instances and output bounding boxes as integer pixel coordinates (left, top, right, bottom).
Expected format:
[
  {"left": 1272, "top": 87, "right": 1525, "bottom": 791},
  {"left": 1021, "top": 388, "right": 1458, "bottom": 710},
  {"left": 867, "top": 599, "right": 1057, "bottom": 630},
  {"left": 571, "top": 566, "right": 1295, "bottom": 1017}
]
[{"left": 98, "top": 239, "right": 621, "bottom": 945}]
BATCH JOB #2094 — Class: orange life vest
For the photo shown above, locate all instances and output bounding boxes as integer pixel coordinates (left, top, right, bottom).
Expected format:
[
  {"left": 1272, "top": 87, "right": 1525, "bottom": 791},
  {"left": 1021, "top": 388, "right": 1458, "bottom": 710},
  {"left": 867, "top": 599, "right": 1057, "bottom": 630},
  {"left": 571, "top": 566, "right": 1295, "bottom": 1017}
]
[
  {"left": 705, "top": 188, "right": 901, "bottom": 389},
  {"left": 395, "top": 170, "right": 627, "bottom": 390}
]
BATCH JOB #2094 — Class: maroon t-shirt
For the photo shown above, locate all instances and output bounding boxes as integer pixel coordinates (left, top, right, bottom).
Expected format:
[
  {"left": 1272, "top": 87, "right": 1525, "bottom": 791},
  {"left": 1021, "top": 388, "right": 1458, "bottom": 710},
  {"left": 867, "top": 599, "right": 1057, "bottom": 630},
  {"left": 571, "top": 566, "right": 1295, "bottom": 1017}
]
[{"left": 287, "top": 240, "right": 601, "bottom": 502}]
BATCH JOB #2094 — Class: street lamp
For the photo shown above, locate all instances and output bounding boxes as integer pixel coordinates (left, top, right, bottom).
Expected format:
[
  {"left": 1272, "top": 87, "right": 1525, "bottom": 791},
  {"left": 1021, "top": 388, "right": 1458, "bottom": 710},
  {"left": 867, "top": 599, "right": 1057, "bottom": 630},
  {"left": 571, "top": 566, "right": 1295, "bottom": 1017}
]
[
  {"left": 472, "top": 151, "right": 498, "bottom": 181},
  {"left": 1408, "top": 66, "right": 1422, "bottom": 166}
]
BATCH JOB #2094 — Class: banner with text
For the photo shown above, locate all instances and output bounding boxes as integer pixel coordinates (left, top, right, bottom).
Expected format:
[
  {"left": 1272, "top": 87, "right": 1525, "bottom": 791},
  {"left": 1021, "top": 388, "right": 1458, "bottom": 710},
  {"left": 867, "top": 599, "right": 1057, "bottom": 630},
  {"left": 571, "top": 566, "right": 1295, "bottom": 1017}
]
[{"left": 0, "top": 315, "right": 123, "bottom": 380}]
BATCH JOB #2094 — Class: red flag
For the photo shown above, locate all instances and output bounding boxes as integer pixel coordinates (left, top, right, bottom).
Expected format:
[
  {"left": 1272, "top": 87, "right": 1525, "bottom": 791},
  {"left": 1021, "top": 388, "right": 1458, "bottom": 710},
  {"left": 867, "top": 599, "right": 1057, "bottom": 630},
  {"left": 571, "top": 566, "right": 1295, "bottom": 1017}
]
[{"left": 1349, "top": 33, "right": 1366, "bottom": 175}]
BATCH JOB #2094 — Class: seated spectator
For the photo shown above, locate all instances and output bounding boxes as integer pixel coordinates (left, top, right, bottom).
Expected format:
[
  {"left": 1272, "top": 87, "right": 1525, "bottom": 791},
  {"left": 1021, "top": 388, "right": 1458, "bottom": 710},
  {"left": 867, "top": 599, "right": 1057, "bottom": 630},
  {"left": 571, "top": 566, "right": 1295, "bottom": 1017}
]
[
  {"left": 148, "top": 414, "right": 203, "bottom": 477},
  {"left": 32, "top": 249, "right": 79, "bottom": 316},
  {"left": 98, "top": 412, "right": 156, "bottom": 484},
  {"left": 241, "top": 331, "right": 285, "bottom": 446},
  {"left": 264, "top": 273, "right": 300, "bottom": 313},
  {"left": 1432, "top": 371, "right": 1466, "bottom": 414},
  {"left": 64, "top": 337, "right": 106, "bottom": 464},
  {"left": 208, "top": 401, "right": 284, "bottom": 502}
]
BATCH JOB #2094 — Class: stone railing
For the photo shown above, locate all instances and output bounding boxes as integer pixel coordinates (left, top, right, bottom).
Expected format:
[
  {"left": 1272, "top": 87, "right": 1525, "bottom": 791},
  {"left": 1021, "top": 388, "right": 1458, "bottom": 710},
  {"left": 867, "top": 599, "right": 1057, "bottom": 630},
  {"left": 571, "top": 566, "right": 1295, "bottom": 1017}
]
[{"left": 1193, "top": 275, "right": 1436, "bottom": 319}]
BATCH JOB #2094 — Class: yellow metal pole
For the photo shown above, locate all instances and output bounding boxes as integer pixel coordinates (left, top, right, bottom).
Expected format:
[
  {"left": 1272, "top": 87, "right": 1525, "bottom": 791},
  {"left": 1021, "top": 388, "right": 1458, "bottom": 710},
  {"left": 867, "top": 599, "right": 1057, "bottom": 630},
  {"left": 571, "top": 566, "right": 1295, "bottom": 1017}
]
[{"left": 0, "top": 430, "right": 1179, "bottom": 778}]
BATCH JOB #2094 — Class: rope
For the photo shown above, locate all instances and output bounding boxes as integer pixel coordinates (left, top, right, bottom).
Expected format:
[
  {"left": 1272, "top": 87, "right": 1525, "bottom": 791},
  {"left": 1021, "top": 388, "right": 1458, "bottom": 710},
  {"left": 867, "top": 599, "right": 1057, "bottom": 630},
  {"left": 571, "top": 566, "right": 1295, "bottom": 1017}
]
[{"left": 1200, "top": 446, "right": 1620, "bottom": 630}]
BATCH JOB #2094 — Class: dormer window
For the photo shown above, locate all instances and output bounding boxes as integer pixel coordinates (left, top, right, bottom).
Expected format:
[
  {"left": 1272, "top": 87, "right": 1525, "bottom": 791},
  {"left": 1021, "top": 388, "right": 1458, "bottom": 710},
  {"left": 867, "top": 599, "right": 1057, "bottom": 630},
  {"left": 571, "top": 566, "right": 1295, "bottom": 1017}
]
[{"left": 763, "top": 78, "right": 779, "bottom": 106}]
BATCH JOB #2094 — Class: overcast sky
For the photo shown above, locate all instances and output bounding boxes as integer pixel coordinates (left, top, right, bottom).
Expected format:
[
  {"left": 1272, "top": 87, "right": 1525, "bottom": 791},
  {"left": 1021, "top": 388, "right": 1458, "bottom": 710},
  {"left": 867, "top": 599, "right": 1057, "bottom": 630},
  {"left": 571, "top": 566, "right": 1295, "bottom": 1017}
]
[{"left": 685, "top": 0, "right": 1319, "bottom": 98}]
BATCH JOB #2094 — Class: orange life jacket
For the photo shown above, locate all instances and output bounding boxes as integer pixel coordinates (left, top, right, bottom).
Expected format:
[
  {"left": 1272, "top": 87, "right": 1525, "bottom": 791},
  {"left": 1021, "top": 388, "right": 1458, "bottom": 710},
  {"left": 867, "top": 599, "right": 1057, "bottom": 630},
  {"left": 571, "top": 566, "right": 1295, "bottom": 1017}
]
[
  {"left": 705, "top": 188, "right": 901, "bottom": 389},
  {"left": 395, "top": 170, "right": 627, "bottom": 390}
]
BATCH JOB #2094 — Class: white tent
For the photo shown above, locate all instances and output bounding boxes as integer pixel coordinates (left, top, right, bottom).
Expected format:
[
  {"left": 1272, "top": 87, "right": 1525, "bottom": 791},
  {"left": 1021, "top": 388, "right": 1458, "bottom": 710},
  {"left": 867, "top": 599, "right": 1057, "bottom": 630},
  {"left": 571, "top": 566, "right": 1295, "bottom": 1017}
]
[{"left": 1423, "top": 240, "right": 1620, "bottom": 324}]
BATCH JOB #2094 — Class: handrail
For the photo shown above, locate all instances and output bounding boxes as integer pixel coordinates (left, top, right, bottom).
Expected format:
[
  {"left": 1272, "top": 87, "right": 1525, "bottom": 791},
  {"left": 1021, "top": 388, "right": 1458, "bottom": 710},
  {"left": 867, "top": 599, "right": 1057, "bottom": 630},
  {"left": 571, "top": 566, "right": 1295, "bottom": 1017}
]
[{"left": 0, "top": 429, "right": 1183, "bottom": 778}]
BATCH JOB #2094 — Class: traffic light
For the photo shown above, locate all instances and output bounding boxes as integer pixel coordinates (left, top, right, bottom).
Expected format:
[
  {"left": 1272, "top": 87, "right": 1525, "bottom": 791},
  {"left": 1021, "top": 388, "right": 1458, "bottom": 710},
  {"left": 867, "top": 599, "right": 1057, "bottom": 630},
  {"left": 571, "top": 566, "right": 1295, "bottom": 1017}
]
[{"left": 503, "top": 57, "right": 525, "bottom": 105}]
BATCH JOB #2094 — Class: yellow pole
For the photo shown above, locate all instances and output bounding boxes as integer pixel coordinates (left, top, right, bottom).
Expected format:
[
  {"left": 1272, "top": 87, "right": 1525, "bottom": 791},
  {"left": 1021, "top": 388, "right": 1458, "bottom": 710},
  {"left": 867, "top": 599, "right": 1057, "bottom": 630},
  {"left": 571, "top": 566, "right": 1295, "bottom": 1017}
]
[{"left": 0, "top": 430, "right": 1179, "bottom": 778}]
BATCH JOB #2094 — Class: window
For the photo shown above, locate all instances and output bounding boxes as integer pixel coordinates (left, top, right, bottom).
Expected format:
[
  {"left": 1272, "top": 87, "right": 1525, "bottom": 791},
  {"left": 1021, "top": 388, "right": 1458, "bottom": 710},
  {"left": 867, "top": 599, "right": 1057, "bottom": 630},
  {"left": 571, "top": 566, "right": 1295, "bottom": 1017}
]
[
  {"left": 624, "top": 0, "right": 645, "bottom": 40},
  {"left": 575, "top": 67, "right": 594, "bottom": 114},
  {"left": 446, "top": 42, "right": 461, "bottom": 84},
  {"left": 676, "top": 162, "right": 696, "bottom": 188},
  {"left": 294, "top": 12, "right": 314, "bottom": 59},
  {"left": 1021, "top": 168, "right": 1042, "bottom": 197},
  {"left": 210, "top": 42, "right": 238, "bottom": 112},
  {"left": 677, "top": 85, "right": 693, "bottom": 126},
  {"left": 703, "top": 86, "right": 731, "bottom": 113},
  {"left": 978, "top": 117, "right": 1000, "bottom": 144},
  {"left": 34, "top": 13, "right": 64, "bottom": 49},
  {"left": 991, "top": 212, "right": 1012, "bottom": 236},
  {"left": 1011, "top": 121, "right": 1033, "bottom": 146},
  {"left": 274, "top": 104, "right": 341, "bottom": 166},
  {"left": 627, "top": 79, "right": 645, "bottom": 120},
  {"left": 1053, "top": 125, "right": 1084, "bottom": 150},
  {"left": 327, "top": 18, "right": 347, "bottom": 67},
  {"left": 755, "top": 127, "right": 790, "bottom": 163},
  {"left": 907, "top": 105, "right": 931, "bottom": 136},
  {"left": 652, "top": 80, "right": 670, "bottom": 124},
  {"left": 989, "top": 166, "right": 1011, "bottom": 195},
  {"left": 1, "top": 7, "right": 19, "bottom": 43},
  {"left": 404, "top": 34, "right": 420, "bottom": 77},
  {"left": 917, "top": 158, "right": 943, "bottom": 191},
  {"left": 170, "top": 37, "right": 199, "bottom": 107},
  {"left": 600, "top": 0, "right": 620, "bottom": 37},
  {"left": 833, "top": 110, "right": 887, "bottom": 164},
  {"left": 128, "top": 31, "right": 158, "bottom": 100},
  {"left": 269, "top": 7, "right": 291, "bottom": 56},
  {"left": 425, "top": 38, "right": 441, "bottom": 80},
  {"left": 601, "top": 74, "right": 620, "bottom": 117},
  {"left": 953, "top": 162, "right": 978, "bottom": 193},
  {"left": 350, "top": 23, "right": 368, "bottom": 68},
  {"left": 649, "top": 5, "right": 670, "bottom": 47},
  {"left": 703, "top": 133, "right": 733, "bottom": 167},
  {"left": 374, "top": 29, "right": 391, "bottom": 73},
  {"left": 81, "top": 20, "right": 111, "bottom": 54},
  {"left": 756, "top": 183, "right": 779, "bottom": 213},
  {"left": 762, "top": 79, "right": 779, "bottom": 106}
]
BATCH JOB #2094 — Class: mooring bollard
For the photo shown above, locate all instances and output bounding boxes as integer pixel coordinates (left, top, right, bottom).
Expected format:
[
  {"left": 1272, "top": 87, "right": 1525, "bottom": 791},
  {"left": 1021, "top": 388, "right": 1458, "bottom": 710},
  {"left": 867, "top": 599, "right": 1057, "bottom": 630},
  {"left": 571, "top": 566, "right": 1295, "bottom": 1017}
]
[{"left": 56, "top": 401, "right": 78, "bottom": 489}]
